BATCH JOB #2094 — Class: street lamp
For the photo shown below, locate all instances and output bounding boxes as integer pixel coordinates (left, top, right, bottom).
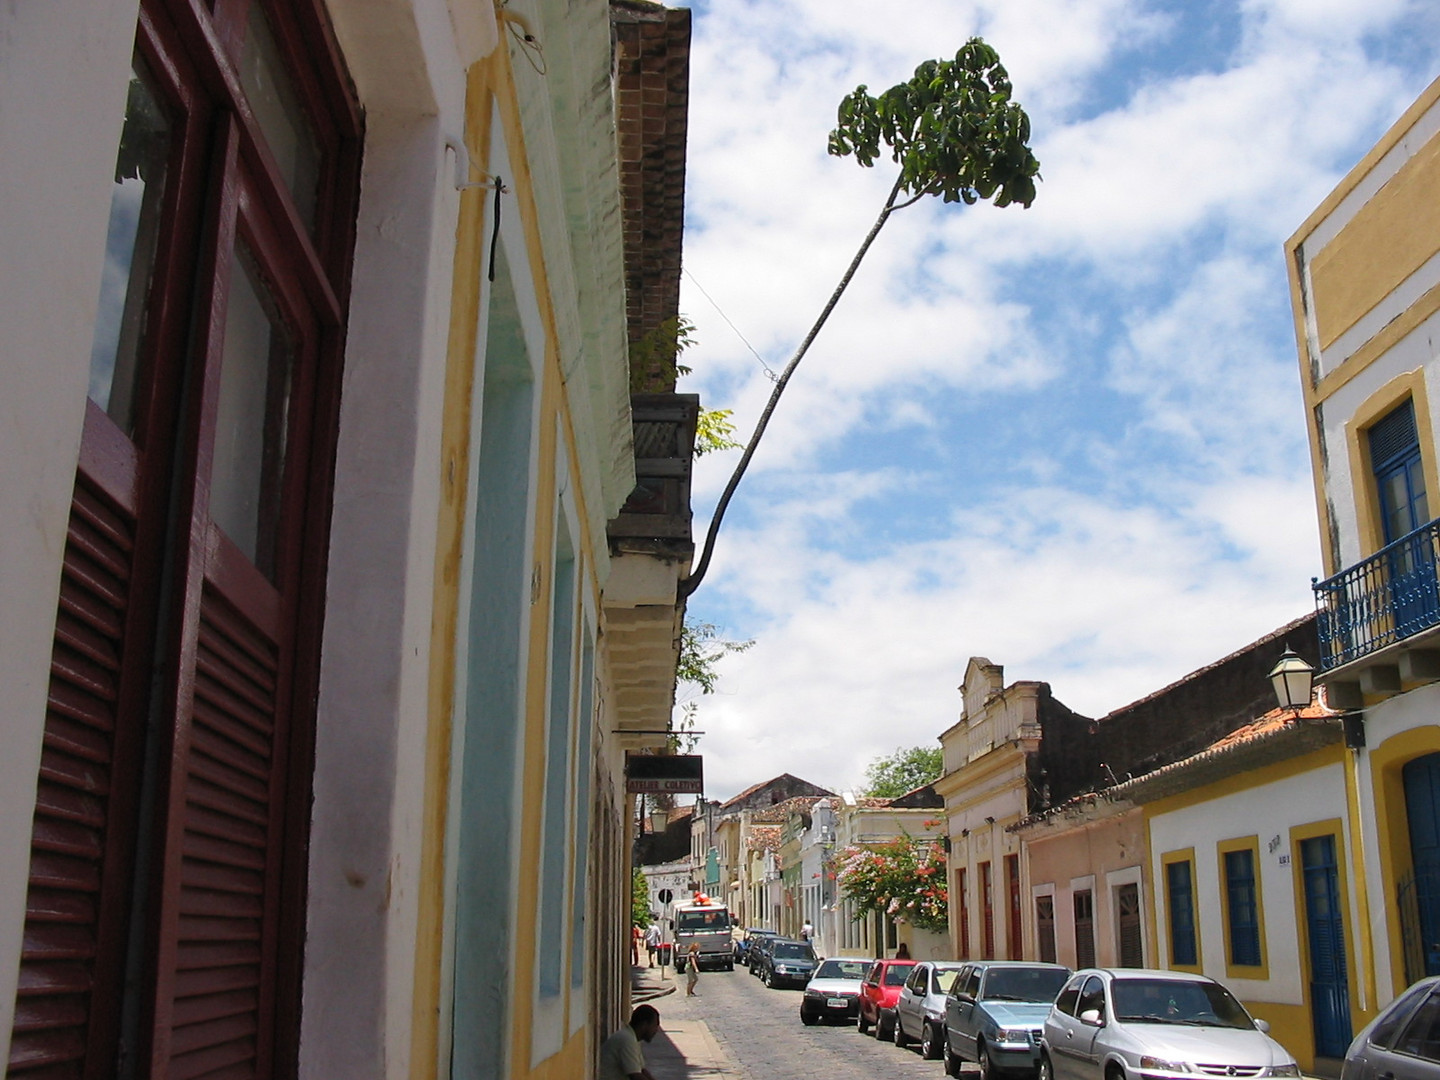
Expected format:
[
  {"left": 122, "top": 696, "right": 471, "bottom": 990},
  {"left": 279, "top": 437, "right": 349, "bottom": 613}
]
[{"left": 1267, "top": 648, "right": 1314, "bottom": 714}]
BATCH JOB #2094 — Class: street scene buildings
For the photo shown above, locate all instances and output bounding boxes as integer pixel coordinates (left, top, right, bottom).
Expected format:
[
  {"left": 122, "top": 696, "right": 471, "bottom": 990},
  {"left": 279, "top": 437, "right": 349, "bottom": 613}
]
[{"left": 5, "top": 2, "right": 1440, "bottom": 1080}]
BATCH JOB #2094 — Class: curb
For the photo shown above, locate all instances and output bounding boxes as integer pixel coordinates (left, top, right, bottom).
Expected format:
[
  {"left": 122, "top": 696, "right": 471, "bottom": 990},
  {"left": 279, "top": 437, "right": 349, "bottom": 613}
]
[{"left": 633, "top": 983, "right": 677, "bottom": 1003}]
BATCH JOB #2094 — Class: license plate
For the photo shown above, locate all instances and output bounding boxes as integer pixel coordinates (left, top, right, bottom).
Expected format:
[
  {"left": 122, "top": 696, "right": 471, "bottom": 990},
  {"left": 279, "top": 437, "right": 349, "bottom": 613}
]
[{"left": 827, "top": 998, "right": 849, "bottom": 1008}]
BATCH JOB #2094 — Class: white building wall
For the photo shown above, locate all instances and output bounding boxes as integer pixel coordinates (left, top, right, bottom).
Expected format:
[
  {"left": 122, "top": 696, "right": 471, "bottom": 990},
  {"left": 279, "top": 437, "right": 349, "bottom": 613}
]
[
  {"left": 1147, "top": 762, "right": 1350, "bottom": 1007},
  {"left": 0, "top": 0, "right": 147, "bottom": 1043}
]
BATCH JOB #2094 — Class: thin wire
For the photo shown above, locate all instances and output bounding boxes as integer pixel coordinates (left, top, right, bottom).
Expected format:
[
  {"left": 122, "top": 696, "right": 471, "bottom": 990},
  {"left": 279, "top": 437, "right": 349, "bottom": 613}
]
[{"left": 682, "top": 267, "right": 778, "bottom": 382}]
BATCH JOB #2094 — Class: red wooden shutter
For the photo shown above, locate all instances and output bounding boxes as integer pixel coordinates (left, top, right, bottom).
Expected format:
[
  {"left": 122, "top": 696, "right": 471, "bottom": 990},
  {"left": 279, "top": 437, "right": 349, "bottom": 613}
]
[{"left": 10, "top": 412, "right": 145, "bottom": 1078}]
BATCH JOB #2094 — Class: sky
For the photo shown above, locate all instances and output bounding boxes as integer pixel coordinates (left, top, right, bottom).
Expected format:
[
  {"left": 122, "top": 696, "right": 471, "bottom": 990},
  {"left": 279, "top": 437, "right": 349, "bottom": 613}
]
[{"left": 671, "top": 0, "right": 1440, "bottom": 803}]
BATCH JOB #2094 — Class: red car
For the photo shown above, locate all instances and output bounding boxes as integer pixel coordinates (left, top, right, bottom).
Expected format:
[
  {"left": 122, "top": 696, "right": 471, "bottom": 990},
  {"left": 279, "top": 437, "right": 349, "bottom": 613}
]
[{"left": 858, "top": 958, "right": 918, "bottom": 1040}]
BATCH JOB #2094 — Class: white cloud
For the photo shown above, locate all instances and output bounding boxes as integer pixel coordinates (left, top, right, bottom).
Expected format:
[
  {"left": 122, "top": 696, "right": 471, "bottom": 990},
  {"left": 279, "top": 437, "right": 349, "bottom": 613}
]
[{"left": 673, "top": 0, "right": 1440, "bottom": 801}]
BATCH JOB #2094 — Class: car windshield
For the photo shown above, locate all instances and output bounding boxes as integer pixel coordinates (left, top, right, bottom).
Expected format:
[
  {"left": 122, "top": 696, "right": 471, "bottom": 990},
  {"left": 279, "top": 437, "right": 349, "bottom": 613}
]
[
  {"left": 815, "top": 960, "right": 868, "bottom": 979},
  {"left": 773, "top": 943, "right": 815, "bottom": 960},
  {"left": 933, "top": 969, "right": 963, "bottom": 994},
  {"left": 676, "top": 910, "right": 729, "bottom": 932},
  {"left": 1112, "top": 978, "right": 1255, "bottom": 1029},
  {"left": 982, "top": 967, "right": 1071, "bottom": 1003},
  {"left": 884, "top": 966, "right": 912, "bottom": 986}
]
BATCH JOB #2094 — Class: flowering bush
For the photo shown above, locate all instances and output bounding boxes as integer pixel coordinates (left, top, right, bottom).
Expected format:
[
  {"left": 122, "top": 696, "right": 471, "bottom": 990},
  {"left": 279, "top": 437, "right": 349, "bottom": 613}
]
[{"left": 834, "top": 836, "right": 948, "bottom": 932}]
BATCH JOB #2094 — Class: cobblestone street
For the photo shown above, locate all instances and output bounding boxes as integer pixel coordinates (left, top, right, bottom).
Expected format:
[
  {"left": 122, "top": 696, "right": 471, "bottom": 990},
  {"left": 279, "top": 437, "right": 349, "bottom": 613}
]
[{"left": 643, "top": 964, "right": 955, "bottom": 1080}]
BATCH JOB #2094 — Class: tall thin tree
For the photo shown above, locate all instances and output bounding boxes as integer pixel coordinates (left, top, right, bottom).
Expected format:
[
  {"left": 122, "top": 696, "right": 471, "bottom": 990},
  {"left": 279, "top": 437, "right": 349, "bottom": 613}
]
[{"left": 681, "top": 39, "right": 1041, "bottom": 598}]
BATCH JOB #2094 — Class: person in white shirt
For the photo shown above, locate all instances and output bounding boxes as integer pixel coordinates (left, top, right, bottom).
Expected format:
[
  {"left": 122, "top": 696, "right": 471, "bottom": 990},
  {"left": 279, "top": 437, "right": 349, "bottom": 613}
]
[
  {"left": 599, "top": 1005, "right": 661, "bottom": 1080},
  {"left": 644, "top": 921, "right": 661, "bottom": 967}
]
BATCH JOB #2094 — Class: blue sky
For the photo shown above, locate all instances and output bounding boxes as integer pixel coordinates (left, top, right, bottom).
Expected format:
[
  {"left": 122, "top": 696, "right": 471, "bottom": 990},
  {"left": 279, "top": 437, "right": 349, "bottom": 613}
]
[{"left": 673, "top": 0, "right": 1440, "bottom": 801}]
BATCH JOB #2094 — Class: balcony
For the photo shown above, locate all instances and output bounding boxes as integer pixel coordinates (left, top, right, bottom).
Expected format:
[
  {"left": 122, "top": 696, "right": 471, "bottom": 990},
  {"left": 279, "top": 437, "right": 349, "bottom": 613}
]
[
  {"left": 604, "top": 393, "right": 698, "bottom": 745},
  {"left": 1313, "top": 517, "right": 1440, "bottom": 704}
]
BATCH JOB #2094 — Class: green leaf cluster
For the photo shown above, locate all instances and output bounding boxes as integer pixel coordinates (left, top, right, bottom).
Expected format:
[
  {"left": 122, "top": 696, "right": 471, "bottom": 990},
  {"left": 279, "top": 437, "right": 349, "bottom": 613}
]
[
  {"left": 827, "top": 37, "right": 1040, "bottom": 208},
  {"left": 629, "top": 315, "right": 698, "bottom": 393},
  {"left": 695, "top": 408, "right": 740, "bottom": 457},
  {"left": 862, "top": 745, "right": 944, "bottom": 799},
  {"left": 677, "top": 620, "right": 754, "bottom": 696},
  {"left": 632, "top": 867, "right": 652, "bottom": 927}
]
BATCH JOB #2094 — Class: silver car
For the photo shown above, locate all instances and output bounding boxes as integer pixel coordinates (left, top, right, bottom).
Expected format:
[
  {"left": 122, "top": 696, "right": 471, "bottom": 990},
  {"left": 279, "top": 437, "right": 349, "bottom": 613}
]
[
  {"left": 1039, "top": 969, "right": 1299, "bottom": 1080},
  {"left": 1342, "top": 975, "right": 1440, "bottom": 1080},
  {"left": 800, "top": 958, "right": 870, "bottom": 1025},
  {"left": 895, "top": 961, "right": 967, "bottom": 1059}
]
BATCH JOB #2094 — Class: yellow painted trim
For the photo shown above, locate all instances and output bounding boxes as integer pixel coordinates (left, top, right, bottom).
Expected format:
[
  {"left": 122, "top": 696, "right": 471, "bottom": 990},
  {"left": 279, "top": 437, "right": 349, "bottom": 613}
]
[
  {"left": 1344, "top": 750, "right": 1379, "bottom": 1017},
  {"left": 1310, "top": 136, "right": 1440, "bottom": 351},
  {"left": 1311, "top": 278, "right": 1440, "bottom": 408},
  {"left": 938, "top": 751, "right": 1028, "bottom": 813},
  {"left": 1142, "top": 812, "right": 1160, "bottom": 973},
  {"left": 1143, "top": 744, "right": 1346, "bottom": 817},
  {"left": 1341, "top": 371, "right": 1437, "bottom": 563},
  {"left": 1240, "top": 1000, "right": 1315, "bottom": 1074},
  {"left": 1289, "top": 818, "right": 1367, "bottom": 1062},
  {"left": 937, "top": 745, "right": 1027, "bottom": 798},
  {"left": 1217, "top": 835, "right": 1270, "bottom": 981},
  {"left": 409, "top": 57, "right": 501, "bottom": 1080},
  {"left": 1287, "top": 73, "right": 1440, "bottom": 251},
  {"left": 1159, "top": 848, "right": 1203, "bottom": 974},
  {"left": 1368, "top": 725, "right": 1440, "bottom": 998}
]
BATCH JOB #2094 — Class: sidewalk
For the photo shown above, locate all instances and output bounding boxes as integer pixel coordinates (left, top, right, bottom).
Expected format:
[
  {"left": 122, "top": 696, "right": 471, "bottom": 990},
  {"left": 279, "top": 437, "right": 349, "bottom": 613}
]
[{"left": 629, "top": 964, "right": 742, "bottom": 1079}]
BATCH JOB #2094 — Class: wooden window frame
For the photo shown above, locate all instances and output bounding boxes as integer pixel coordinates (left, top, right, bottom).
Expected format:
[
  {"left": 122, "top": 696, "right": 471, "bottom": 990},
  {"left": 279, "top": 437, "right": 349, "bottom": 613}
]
[
  {"left": 1162, "top": 848, "right": 1201, "bottom": 972},
  {"left": 1219, "top": 835, "right": 1269, "bottom": 979}
]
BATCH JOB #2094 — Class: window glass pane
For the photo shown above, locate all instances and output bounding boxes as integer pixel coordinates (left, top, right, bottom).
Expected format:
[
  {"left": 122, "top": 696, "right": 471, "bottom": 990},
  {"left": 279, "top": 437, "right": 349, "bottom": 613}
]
[
  {"left": 1372, "top": 983, "right": 1434, "bottom": 1049},
  {"left": 1396, "top": 992, "right": 1440, "bottom": 1062},
  {"left": 90, "top": 53, "right": 171, "bottom": 434},
  {"left": 239, "top": 4, "right": 319, "bottom": 231},
  {"left": 1225, "top": 849, "right": 1262, "bottom": 966},
  {"left": 212, "top": 245, "right": 292, "bottom": 580},
  {"left": 1168, "top": 861, "right": 1197, "bottom": 966}
]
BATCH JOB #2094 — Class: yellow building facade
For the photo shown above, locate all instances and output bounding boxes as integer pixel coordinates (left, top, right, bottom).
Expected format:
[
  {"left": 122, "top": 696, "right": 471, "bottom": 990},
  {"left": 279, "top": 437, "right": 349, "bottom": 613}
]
[{"left": 1289, "top": 70, "right": 1440, "bottom": 1029}]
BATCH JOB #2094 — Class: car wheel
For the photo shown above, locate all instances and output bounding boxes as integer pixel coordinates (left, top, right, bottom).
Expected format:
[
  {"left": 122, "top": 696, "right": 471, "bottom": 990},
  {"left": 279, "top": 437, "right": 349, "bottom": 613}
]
[
  {"left": 921, "top": 1022, "right": 942, "bottom": 1060},
  {"left": 1037, "top": 1052, "right": 1054, "bottom": 1080},
  {"left": 894, "top": 1016, "right": 912, "bottom": 1048},
  {"left": 944, "top": 1035, "right": 963, "bottom": 1078},
  {"left": 858, "top": 1011, "right": 871, "bottom": 1035},
  {"left": 878, "top": 1011, "right": 895, "bottom": 1041},
  {"left": 765, "top": 971, "right": 776, "bottom": 988},
  {"left": 1106, "top": 1066, "right": 1127, "bottom": 1080},
  {"left": 978, "top": 1040, "right": 996, "bottom": 1080}
]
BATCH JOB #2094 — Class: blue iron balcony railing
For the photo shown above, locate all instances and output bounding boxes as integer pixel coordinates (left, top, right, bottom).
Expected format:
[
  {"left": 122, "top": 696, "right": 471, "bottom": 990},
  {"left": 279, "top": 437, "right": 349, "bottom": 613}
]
[{"left": 1313, "top": 517, "right": 1440, "bottom": 670}]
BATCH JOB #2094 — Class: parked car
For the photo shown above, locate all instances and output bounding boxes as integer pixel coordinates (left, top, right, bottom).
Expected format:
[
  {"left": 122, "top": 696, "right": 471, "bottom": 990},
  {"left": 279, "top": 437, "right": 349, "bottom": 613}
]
[
  {"left": 800, "top": 959, "right": 871, "bottom": 1025},
  {"left": 735, "top": 927, "right": 778, "bottom": 965},
  {"left": 1038, "top": 969, "right": 1299, "bottom": 1080},
  {"left": 1342, "top": 975, "right": 1440, "bottom": 1080},
  {"left": 944, "top": 961, "right": 1071, "bottom": 1078},
  {"left": 758, "top": 938, "right": 818, "bottom": 988},
  {"left": 858, "top": 957, "right": 919, "bottom": 1040},
  {"left": 748, "top": 934, "right": 778, "bottom": 976},
  {"left": 895, "top": 960, "right": 966, "bottom": 1057}
]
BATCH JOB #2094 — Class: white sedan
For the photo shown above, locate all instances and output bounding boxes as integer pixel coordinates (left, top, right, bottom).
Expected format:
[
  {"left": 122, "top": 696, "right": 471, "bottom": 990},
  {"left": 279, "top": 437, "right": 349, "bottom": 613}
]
[{"left": 1039, "top": 969, "right": 1299, "bottom": 1080}]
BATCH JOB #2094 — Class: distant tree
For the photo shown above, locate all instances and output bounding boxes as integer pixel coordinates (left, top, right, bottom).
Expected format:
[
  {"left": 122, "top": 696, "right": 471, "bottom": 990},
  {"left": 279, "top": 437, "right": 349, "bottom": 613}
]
[
  {"left": 632, "top": 867, "right": 652, "bottom": 927},
  {"left": 681, "top": 38, "right": 1040, "bottom": 599},
  {"left": 862, "top": 745, "right": 943, "bottom": 798}
]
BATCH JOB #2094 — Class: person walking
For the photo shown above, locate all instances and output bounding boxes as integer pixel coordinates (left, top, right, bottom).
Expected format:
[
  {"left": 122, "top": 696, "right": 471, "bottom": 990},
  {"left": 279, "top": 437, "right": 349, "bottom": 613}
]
[
  {"left": 644, "top": 921, "right": 661, "bottom": 967},
  {"left": 599, "top": 1004, "right": 661, "bottom": 1080},
  {"left": 684, "top": 942, "right": 700, "bottom": 996},
  {"left": 800, "top": 919, "right": 813, "bottom": 942}
]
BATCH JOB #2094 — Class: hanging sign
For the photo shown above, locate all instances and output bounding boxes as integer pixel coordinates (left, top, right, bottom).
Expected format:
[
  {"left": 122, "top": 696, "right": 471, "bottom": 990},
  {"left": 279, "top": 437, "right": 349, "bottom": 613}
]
[{"left": 625, "top": 753, "right": 703, "bottom": 794}]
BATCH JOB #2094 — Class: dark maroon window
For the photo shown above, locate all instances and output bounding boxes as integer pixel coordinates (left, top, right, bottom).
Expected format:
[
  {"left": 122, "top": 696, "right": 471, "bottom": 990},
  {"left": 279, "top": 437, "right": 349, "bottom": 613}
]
[{"left": 10, "top": 1, "right": 360, "bottom": 1077}]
